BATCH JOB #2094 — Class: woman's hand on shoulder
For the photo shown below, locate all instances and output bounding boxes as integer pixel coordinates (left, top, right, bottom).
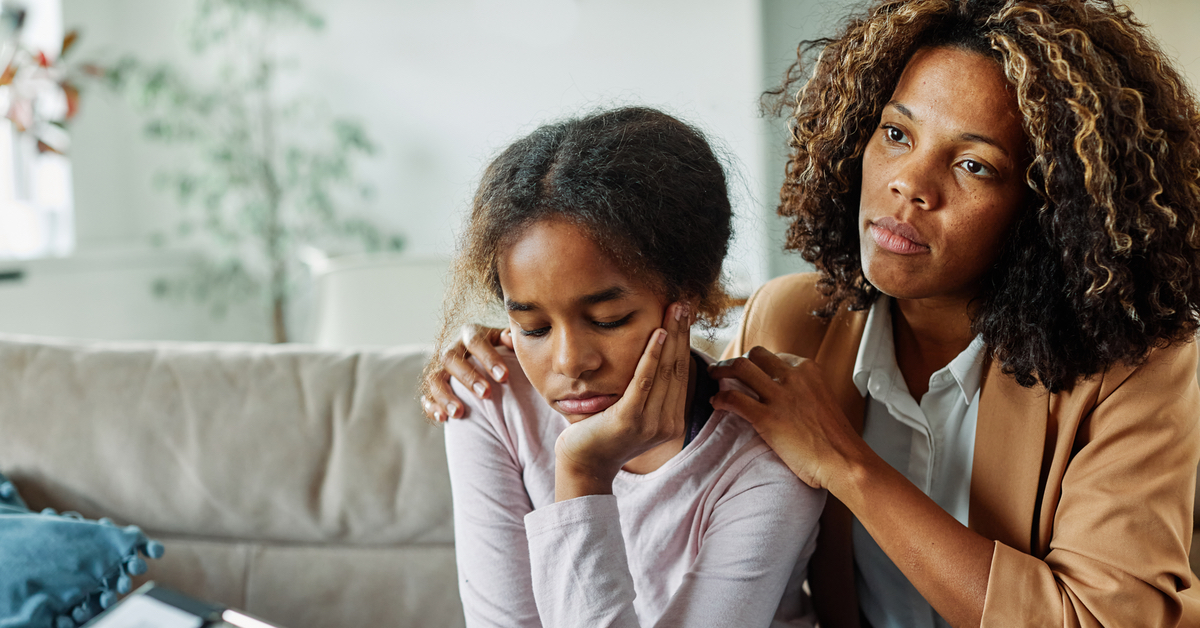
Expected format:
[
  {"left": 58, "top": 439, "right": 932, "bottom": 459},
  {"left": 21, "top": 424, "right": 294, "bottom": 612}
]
[
  {"left": 553, "top": 303, "right": 693, "bottom": 501},
  {"left": 422, "top": 324, "right": 514, "bottom": 422},
  {"left": 708, "top": 347, "right": 865, "bottom": 492}
]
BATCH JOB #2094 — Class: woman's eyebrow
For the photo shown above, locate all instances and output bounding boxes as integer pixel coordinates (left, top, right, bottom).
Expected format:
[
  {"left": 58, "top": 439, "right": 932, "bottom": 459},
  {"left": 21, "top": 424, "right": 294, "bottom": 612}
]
[
  {"left": 957, "top": 132, "right": 1010, "bottom": 158},
  {"left": 887, "top": 100, "right": 915, "bottom": 121},
  {"left": 887, "top": 100, "right": 1010, "bottom": 158}
]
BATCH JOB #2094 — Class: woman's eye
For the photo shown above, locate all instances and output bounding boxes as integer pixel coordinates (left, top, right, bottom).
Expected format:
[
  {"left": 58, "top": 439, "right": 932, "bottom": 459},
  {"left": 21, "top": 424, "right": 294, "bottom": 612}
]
[
  {"left": 593, "top": 314, "right": 633, "bottom": 330},
  {"left": 883, "top": 125, "right": 908, "bottom": 144},
  {"left": 960, "top": 159, "right": 993, "bottom": 177},
  {"left": 519, "top": 326, "right": 550, "bottom": 338}
]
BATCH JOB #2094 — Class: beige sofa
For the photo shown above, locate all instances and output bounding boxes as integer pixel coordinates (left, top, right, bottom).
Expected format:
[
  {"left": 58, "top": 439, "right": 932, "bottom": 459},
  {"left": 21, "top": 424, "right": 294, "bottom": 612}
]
[
  {"left": 0, "top": 333, "right": 1196, "bottom": 627},
  {"left": 0, "top": 334, "right": 462, "bottom": 628}
]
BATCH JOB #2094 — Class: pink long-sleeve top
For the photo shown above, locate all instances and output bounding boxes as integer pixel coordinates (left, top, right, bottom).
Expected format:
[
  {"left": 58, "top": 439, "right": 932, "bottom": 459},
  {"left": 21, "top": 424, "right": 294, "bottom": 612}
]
[{"left": 445, "top": 349, "right": 825, "bottom": 628}]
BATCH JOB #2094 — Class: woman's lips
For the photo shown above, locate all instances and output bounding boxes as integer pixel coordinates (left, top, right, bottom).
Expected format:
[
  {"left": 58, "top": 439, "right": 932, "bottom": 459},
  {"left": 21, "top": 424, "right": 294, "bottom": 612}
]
[
  {"left": 869, "top": 217, "right": 930, "bottom": 255},
  {"left": 556, "top": 394, "right": 619, "bottom": 415}
]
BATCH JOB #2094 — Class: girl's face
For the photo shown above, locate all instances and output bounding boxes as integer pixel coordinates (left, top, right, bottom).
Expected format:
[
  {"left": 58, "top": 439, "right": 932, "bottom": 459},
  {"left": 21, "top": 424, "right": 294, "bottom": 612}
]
[
  {"left": 497, "top": 218, "right": 671, "bottom": 423},
  {"left": 858, "top": 46, "right": 1029, "bottom": 304}
]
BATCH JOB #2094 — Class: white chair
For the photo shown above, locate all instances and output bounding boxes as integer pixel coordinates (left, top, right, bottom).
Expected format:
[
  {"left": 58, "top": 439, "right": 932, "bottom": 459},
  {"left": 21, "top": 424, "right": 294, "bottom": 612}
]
[{"left": 305, "top": 251, "right": 451, "bottom": 347}]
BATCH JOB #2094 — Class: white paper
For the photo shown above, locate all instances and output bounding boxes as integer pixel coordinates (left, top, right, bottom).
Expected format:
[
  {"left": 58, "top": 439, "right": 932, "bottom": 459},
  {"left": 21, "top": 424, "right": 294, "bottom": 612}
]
[{"left": 86, "top": 595, "right": 204, "bottom": 628}]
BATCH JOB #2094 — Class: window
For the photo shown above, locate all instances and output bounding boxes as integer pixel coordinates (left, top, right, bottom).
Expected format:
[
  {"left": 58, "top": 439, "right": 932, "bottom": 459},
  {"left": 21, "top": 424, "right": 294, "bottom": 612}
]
[{"left": 0, "top": 0, "right": 73, "bottom": 259}]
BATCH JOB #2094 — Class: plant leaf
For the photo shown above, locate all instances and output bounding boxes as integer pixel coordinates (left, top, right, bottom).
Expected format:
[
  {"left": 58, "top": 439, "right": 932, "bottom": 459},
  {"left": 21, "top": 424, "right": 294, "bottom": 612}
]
[{"left": 61, "top": 30, "right": 79, "bottom": 57}]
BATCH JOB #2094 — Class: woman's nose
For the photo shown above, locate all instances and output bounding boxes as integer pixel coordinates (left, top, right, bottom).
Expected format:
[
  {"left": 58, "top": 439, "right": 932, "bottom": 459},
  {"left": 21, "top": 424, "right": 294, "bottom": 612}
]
[
  {"left": 551, "top": 328, "right": 602, "bottom": 379},
  {"left": 889, "top": 153, "right": 941, "bottom": 210}
]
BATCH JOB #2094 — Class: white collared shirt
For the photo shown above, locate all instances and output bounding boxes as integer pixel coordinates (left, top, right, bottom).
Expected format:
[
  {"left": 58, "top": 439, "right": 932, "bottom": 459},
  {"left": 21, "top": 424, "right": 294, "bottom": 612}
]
[{"left": 851, "top": 296, "right": 985, "bottom": 628}]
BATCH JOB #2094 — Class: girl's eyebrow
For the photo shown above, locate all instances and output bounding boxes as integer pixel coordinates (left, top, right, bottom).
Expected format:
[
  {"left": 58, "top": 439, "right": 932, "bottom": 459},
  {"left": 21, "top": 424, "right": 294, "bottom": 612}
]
[
  {"left": 505, "top": 286, "right": 628, "bottom": 312},
  {"left": 579, "top": 286, "right": 628, "bottom": 305}
]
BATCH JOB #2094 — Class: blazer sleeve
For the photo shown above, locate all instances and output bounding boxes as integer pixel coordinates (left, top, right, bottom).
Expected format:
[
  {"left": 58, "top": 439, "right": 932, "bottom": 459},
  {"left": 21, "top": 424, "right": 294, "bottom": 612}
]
[
  {"left": 980, "top": 340, "right": 1200, "bottom": 627},
  {"left": 444, "top": 378, "right": 543, "bottom": 628}
]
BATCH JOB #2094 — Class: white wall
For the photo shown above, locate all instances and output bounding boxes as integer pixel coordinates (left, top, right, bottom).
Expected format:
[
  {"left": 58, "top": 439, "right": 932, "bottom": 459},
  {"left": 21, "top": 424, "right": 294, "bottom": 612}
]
[
  {"left": 4, "top": 0, "right": 767, "bottom": 343},
  {"left": 0, "top": 0, "right": 1195, "bottom": 344}
]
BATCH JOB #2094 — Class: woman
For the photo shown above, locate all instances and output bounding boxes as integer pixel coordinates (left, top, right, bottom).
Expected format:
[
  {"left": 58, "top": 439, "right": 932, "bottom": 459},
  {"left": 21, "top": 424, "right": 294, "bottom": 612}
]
[
  {"left": 425, "top": 1, "right": 1200, "bottom": 626},
  {"left": 434, "top": 107, "right": 825, "bottom": 627}
]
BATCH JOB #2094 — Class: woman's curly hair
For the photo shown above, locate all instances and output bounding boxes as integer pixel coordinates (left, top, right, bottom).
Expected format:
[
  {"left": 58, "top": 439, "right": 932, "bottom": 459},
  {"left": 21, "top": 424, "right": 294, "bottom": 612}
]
[
  {"left": 766, "top": 0, "right": 1200, "bottom": 391},
  {"left": 425, "top": 107, "right": 734, "bottom": 391}
]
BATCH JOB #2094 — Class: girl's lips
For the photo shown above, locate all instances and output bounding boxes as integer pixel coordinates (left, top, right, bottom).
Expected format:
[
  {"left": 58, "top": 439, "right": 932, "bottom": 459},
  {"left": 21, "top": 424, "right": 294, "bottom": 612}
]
[
  {"left": 869, "top": 218, "right": 930, "bottom": 255},
  {"left": 556, "top": 394, "right": 618, "bottom": 416}
]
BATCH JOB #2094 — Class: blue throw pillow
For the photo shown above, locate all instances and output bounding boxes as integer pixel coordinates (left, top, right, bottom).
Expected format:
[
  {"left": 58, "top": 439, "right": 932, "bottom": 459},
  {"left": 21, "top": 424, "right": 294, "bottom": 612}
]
[{"left": 0, "top": 472, "right": 164, "bottom": 628}]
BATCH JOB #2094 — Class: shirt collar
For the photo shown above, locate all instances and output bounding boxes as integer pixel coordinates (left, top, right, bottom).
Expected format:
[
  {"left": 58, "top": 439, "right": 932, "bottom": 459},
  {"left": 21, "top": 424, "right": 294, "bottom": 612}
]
[{"left": 851, "top": 296, "right": 987, "bottom": 403}]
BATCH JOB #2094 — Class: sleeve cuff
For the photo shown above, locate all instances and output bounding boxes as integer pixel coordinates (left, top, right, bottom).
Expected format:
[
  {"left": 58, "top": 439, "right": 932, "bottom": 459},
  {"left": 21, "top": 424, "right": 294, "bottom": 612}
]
[{"left": 524, "top": 494, "right": 619, "bottom": 538}]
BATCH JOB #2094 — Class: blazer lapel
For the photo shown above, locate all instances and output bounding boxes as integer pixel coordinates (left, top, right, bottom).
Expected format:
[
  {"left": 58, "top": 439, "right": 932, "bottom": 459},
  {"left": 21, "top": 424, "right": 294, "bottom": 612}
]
[{"left": 969, "top": 360, "right": 1051, "bottom": 553}]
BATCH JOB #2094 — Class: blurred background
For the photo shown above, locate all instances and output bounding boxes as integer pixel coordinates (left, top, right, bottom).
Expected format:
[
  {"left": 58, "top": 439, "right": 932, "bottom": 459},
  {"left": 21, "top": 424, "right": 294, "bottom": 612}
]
[{"left": 0, "top": 0, "right": 1195, "bottom": 347}]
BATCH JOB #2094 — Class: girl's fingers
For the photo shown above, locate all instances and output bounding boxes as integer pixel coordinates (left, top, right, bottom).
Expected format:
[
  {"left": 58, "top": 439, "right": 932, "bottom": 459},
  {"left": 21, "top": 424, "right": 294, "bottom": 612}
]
[
  {"left": 643, "top": 303, "right": 687, "bottom": 419},
  {"left": 615, "top": 327, "right": 667, "bottom": 419},
  {"left": 658, "top": 303, "right": 692, "bottom": 429}
]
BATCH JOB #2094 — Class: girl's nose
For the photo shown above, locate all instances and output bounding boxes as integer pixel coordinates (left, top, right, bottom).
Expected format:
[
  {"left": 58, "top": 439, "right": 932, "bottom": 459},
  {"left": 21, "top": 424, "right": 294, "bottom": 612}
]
[{"left": 551, "top": 327, "right": 602, "bottom": 379}]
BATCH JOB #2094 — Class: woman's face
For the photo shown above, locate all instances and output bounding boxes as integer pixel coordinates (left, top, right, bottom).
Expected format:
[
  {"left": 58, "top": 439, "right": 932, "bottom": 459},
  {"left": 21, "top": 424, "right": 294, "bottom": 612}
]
[
  {"left": 497, "top": 218, "right": 670, "bottom": 423},
  {"left": 859, "top": 46, "right": 1029, "bottom": 303}
]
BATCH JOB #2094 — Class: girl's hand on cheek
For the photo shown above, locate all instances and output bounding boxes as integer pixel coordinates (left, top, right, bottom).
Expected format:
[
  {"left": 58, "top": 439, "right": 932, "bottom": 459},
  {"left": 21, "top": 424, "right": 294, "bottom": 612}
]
[
  {"left": 553, "top": 303, "right": 692, "bottom": 502},
  {"left": 708, "top": 347, "right": 866, "bottom": 493}
]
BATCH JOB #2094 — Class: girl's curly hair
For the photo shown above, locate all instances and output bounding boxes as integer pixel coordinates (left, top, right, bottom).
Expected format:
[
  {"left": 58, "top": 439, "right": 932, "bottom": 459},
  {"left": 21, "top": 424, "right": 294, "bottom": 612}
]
[
  {"left": 425, "top": 107, "right": 734, "bottom": 392},
  {"left": 766, "top": 0, "right": 1200, "bottom": 391}
]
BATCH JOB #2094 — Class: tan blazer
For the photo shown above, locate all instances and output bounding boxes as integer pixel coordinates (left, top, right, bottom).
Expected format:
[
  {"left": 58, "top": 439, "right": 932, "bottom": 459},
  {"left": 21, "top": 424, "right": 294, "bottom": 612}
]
[{"left": 723, "top": 273, "right": 1200, "bottom": 627}]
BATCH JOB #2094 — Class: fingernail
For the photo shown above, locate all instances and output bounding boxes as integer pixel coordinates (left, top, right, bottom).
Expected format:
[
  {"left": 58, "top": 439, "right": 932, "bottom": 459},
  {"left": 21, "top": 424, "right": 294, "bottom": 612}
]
[
  {"left": 682, "top": 304, "right": 691, "bottom": 324},
  {"left": 656, "top": 329, "right": 666, "bottom": 345},
  {"left": 491, "top": 365, "right": 506, "bottom": 380},
  {"left": 435, "top": 411, "right": 446, "bottom": 422},
  {"left": 473, "top": 382, "right": 488, "bottom": 397},
  {"left": 674, "top": 304, "right": 683, "bottom": 321},
  {"left": 448, "top": 401, "right": 461, "bottom": 418}
]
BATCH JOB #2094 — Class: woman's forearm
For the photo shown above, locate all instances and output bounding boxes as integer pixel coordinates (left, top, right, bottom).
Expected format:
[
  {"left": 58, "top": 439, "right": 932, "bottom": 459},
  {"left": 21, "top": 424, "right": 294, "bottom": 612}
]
[{"left": 832, "top": 444, "right": 993, "bottom": 628}]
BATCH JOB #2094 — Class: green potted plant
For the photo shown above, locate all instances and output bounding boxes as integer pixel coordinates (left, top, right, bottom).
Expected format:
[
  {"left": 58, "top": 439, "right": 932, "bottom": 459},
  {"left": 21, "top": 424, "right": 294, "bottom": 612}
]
[{"left": 104, "top": 0, "right": 403, "bottom": 342}]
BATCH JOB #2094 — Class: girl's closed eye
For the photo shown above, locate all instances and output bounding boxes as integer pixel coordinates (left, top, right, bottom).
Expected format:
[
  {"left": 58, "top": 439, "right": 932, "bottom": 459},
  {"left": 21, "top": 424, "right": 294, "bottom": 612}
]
[
  {"left": 519, "top": 325, "right": 550, "bottom": 338},
  {"left": 593, "top": 313, "right": 634, "bottom": 329}
]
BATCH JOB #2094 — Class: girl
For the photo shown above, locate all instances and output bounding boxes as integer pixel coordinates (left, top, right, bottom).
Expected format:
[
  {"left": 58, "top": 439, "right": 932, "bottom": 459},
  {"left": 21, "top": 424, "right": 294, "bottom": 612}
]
[{"left": 432, "top": 107, "right": 825, "bottom": 628}]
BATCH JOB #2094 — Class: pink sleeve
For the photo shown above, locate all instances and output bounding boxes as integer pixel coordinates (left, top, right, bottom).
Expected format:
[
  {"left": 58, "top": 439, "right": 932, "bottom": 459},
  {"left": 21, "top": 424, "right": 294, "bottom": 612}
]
[
  {"left": 444, "top": 380, "right": 542, "bottom": 628},
  {"left": 524, "top": 450, "right": 824, "bottom": 628}
]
